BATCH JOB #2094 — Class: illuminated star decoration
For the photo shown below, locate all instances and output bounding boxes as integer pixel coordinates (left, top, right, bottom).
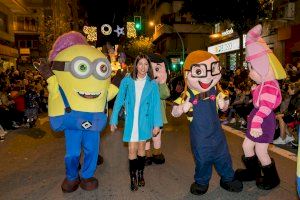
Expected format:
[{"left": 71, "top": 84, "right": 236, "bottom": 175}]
[{"left": 114, "top": 25, "right": 125, "bottom": 37}]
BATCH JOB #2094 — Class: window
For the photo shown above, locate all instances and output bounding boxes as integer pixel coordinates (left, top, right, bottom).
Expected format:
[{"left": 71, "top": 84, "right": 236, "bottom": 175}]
[
  {"left": 0, "top": 11, "right": 8, "bottom": 33},
  {"left": 215, "top": 23, "right": 220, "bottom": 34}
]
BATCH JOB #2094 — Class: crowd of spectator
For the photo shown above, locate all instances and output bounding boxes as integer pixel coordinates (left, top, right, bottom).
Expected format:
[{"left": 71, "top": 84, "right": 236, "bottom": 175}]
[
  {"left": 0, "top": 66, "right": 48, "bottom": 141},
  {"left": 0, "top": 62, "right": 299, "bottom": 149},
  {"left": 219, "top": 63, "right": 300, "bottom": 148},
  {"left": 165, "top": 62, "right": 299, "bottom": 148}
]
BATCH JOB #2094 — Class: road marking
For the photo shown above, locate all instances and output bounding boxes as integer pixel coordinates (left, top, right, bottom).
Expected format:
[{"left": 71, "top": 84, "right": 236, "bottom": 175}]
[{"left": 222, "top": 125, "right": 297, "bottom": 162}]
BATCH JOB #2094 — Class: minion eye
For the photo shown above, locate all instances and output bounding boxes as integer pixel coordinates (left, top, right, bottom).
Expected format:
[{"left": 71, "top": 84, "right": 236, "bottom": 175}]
[
  {"left": 73, "top": 59, "right": 91, "bottom": 77},
  {"left": 95, "top": 60, "right": 111, "bottom": 79}
]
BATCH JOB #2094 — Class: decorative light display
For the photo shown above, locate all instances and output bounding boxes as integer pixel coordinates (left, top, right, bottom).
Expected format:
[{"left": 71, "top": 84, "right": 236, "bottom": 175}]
[
  {"left": 114, "top": 25, "right": 125, "bottom": 37},
  {"left": 127, "top": 22, "right": 136, "bottom": 38},
  {"left": 83, "top": 26, "right": 97, "bottom": 42},
  {"left": 101, "top": 24, "right": 112, "bottom": 35}
]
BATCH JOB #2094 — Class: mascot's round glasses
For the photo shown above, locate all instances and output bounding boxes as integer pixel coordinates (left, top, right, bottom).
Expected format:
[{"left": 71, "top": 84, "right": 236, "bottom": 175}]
[
  {"left": 51, "top": 57, "right": 112, "bottom": 80},
  {"left": 187, "top": 61, "right": 221, "bottom": 78}
]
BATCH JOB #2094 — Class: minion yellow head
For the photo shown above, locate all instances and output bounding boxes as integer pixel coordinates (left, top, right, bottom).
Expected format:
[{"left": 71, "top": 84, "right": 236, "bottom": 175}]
[{"left": 48, "top": 31, "right": 111, "bottom": 113}]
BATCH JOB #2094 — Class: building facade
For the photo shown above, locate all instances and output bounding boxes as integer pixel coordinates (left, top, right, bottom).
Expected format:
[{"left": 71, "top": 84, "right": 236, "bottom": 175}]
[
  {"left": 0, "top": 0, "right": 82, "bottom": 71},
  {"left": 207, "top": 0, "right": 300, "bottom": 70},
  {"left": 0, "top": 1, "right": 18, "bottom": 71},
  {"left": 129, "top": 0, "right": 211, "bottom": 71}
]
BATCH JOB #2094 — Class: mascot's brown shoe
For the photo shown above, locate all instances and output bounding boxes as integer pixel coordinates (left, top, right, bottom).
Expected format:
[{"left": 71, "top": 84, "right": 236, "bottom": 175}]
[
  {"left": 152, "top": 153, "right": 165, "bottom": 164},
  {"left": 61, "top": 178, "right": 80, "bottom": 193},
  {"left": 80, "top": 177, "right": 98, "bottom": 191},
  {"left": 145, "top": 156, "right": 153, "bottom": 166}
]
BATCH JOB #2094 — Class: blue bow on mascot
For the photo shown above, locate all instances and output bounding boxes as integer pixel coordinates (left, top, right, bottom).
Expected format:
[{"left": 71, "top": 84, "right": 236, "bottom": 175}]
[
  {"left": 172, "top": 50, "right": 243, "bottom": 195},
  {"left": 34, "top": 31, "right": 118, "bottom": 192}
]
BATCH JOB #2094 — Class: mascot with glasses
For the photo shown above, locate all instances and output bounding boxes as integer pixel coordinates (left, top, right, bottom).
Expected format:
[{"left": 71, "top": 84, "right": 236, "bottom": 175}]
[
  {"left": 172, "top": 50, "right": 243, "bottom": 195},
  {"left": 34, "top": 31, "right": 118, "bottom": 192}
]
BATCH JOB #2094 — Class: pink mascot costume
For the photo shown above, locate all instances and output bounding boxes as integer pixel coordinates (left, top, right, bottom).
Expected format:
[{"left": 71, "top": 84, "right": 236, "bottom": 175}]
[{"left": 235, "top": 24, "right": 286, "bottom": 190}]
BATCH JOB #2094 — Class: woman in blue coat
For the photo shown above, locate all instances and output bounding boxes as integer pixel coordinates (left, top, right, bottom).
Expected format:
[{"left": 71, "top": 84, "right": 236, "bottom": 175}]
[{"left": 110, "top": 54, "right": 162, "bottom": 191}]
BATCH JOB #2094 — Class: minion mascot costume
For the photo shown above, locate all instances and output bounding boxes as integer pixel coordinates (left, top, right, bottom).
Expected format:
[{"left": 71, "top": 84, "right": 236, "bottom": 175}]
[
  {"left": 235, "top": 25, "right": 286, "bottom": 190},
  {"left": 145, "top": 53, "right": 170, "bottom": 165},
  {"left": 34, "top": 31, "right": 118, "bottom": 192},
  {"left": 172, "top": 50, "right": 243, "bottom": 195}
]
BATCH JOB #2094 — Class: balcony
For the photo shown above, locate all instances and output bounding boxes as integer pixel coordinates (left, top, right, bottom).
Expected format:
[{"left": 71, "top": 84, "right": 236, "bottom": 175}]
[
  {"left": 153, "top": 11, "right": 211, "bottom": 42},
  {"left": 13, "top": 16, "right": 39, "bottom": 34},
  {"left": 153, "top": 23, "right": 211, "bottom": 42}
]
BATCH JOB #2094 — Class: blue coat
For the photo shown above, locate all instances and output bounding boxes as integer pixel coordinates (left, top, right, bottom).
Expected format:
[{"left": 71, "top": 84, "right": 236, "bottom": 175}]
[{"left": 110, "top": 75, "right": 162, "bottom": 142}]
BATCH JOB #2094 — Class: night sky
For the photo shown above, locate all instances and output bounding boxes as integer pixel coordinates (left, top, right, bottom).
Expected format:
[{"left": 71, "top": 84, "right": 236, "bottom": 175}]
[{"left": 80, "top": 0, "right": 130, "bottom": 46}]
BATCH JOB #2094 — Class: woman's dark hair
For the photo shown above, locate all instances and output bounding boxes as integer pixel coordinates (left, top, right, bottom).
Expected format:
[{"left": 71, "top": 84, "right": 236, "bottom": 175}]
[{"left": 131, "top": 53, "right": 154, "bottom": 80}]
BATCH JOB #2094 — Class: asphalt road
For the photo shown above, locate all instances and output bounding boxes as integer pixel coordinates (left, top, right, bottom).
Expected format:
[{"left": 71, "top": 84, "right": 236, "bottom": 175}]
[{"left": 0, "top": 107, "right": 297, "bottom": 200}]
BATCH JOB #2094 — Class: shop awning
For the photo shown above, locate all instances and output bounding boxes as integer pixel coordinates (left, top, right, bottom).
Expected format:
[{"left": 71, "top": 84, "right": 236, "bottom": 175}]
[{"left": 0, "top": 44, "right": 19, "bottom": 58}]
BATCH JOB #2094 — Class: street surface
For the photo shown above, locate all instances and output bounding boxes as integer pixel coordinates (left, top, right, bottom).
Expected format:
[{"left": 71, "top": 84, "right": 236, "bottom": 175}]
[{"left": 0, "top": 106, "right": 297, "bottom": 200}]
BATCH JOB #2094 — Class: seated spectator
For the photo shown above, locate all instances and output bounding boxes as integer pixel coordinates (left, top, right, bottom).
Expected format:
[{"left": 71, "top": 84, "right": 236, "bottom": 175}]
[
  {"left": 10, "top": 88, "right": 26, "bottom": 126},
  {"left": 282, "top": 82, "right": 300, "bottom": 147},
  {"left": 24, "top": 84, "right": 39, "bottom": 127},
  {"left": 0, "top": 86, "right": 19, "bottom": 130},
  {"left": 273, "top": 87, "right": 294, "bottom": 145},
  {"left": 223, "top": 84, "right": 246, "bottom": 125}
]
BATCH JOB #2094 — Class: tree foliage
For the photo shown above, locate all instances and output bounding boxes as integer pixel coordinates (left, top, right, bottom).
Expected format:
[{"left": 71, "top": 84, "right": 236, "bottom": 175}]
[
  {"left": 39, "top": 16, "right": 71, "bottom": 57},
  {"left": 124, "top": 36, "right": 155, "bottom": 59},
  {"left": 181, "top": 0, "right": 263, "bottom": 33}
]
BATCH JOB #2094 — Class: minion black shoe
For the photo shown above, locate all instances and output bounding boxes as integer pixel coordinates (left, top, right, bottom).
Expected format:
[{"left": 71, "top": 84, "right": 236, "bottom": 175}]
[{"left": 190, "top": 182, "right": 209, "bottom": 195}]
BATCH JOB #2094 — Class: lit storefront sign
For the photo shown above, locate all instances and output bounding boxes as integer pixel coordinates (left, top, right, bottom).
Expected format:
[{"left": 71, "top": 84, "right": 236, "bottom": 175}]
[
  {"left": 19, "top": 48, "right": 30, "bottom": 55},
  {"left": 208, "top": 35, "right": 246, "bottom": 54},
  {"left": 221, "top": 28, "right": 233, "bottom": 37}
]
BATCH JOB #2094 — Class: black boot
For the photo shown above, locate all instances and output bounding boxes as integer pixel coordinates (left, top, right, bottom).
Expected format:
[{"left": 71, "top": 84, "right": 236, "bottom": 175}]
[
  {"left": 220, "top": 177, "right": 243, "bottom": 192},
  {"left": 190, "top": 182, "right": 209, "bottom": 195},
  {"left": 129, "top": 159, "right": 138, "bottom": 191},
  {"left": 256, "top": 159, "right": 280, "bottom": 190},
  {"left": 137, "top": 156, "right": 145, "bottom": 187},
  {"left": 152, "top": 153, "right": 165, "bottom": 164},
  {"left": 235, "top": 155, "right": 261, "bottom": 182}
]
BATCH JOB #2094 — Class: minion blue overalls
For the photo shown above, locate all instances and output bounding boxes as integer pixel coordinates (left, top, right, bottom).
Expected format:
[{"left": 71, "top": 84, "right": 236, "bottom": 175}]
[
  {"left": 50, "top": 86, "right": 107, "bottom": 181},
  {"left": 188, "top": 87, "right": 235, "bottom": 185}
]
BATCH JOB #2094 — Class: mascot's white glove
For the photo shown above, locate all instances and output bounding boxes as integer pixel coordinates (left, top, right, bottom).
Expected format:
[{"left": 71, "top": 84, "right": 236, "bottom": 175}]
[
  {"left": 250, "top": 128, "right": 263, "bottom": 138},
  {"left": 171, "top": 105, "right": 183, "bottom": 117},
  {"left": 171, "top": 96, "right": 192, "bottom": 117},
  {"left": 218, "top": 92, "right": 229, "bottom": 112},
  {"left": 182, "top": 96, "right": 192, "bottom": 113},
  {"left": 218, "top": 98, "right": 229, "bottom": 112}
]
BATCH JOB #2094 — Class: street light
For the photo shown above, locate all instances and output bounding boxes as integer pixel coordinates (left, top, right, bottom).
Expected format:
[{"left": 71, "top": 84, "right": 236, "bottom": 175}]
[
  {"left": 152, "top": 23, "right": 185, "bottom": 68},
  {"left": 175, "top": 29, "right": 185, "bottom": 64},
  {"left": 149, "top": 21, "right": 154, "bottom": 27},
  {"left": 165, "top": 24, "right": 185, "bottom": 67}
]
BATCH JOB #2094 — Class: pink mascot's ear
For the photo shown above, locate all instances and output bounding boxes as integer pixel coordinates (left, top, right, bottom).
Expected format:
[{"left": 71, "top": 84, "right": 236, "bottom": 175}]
[{"left": 246, "top": 24, "right": 271, "bottom": 77}]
